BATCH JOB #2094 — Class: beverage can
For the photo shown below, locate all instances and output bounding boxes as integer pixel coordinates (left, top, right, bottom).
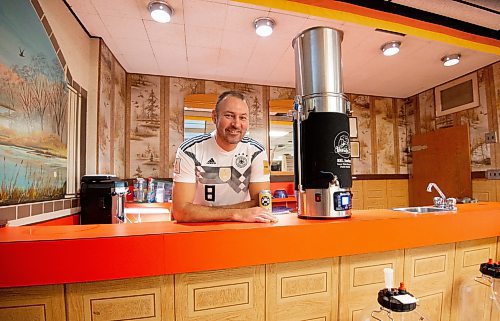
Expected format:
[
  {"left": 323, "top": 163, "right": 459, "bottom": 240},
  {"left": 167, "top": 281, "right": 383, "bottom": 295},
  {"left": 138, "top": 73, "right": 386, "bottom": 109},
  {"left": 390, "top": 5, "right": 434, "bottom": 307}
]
[{"left": 259, "top": 190, "right": 272, "bottom": 211}]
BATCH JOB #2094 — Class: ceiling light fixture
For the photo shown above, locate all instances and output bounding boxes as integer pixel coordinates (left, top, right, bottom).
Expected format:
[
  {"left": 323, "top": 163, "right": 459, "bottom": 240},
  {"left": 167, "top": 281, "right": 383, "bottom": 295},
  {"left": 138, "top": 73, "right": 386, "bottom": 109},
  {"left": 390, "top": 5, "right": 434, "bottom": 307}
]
[
  {"left": 148, "top": 1, "right": 173, "bottom": 23},
  {"left": 254, "top": 17, "right": 275, "bottom": 37},
  {"left": 381, "top": 41, "right": 401, "bottom": 56},
  {"left": 441, "top": 54, "right": 461, "bottom": 67}
]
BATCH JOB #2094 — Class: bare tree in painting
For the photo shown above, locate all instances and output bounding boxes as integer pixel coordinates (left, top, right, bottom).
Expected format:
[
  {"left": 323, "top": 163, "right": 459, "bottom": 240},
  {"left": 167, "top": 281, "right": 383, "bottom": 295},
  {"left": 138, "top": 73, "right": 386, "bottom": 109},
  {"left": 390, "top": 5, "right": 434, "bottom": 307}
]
[{"left": 48, "top": 81, "right": 67, "bottom": 139}]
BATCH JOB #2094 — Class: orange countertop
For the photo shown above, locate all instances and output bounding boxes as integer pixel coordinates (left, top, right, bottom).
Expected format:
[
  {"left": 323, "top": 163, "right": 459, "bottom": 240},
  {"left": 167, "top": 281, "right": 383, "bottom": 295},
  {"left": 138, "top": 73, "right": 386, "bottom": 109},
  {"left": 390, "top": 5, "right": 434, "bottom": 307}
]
[{"left": 0, "top": 203, "right": 499, "bottom": 288}]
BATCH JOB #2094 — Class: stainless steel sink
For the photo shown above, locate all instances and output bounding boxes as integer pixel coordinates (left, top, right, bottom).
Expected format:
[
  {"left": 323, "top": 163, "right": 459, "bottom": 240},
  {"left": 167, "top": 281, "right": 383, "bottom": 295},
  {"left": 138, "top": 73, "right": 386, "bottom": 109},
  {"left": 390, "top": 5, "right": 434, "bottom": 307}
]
[{"left": 392, "top": 206, "right": 453, "bottom": 214}]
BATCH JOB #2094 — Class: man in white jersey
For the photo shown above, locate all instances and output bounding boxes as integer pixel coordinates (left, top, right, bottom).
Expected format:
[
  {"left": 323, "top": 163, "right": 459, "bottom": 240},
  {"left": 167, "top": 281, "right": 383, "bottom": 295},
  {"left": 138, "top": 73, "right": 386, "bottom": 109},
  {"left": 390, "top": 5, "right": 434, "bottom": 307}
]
[{"left": 172, "top": 91, "right": 278, "bottom": 223}]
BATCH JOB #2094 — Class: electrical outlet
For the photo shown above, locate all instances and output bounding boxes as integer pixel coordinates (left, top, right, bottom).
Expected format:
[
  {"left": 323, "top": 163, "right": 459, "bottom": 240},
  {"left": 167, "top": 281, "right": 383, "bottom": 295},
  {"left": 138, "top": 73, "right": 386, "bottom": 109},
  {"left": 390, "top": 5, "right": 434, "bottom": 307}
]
[
  {"left": 486, "top": 169, "right": 500, "bottom": 180},
  {"left": 485, "top": 131, "right": 498, "bottom": 144}
]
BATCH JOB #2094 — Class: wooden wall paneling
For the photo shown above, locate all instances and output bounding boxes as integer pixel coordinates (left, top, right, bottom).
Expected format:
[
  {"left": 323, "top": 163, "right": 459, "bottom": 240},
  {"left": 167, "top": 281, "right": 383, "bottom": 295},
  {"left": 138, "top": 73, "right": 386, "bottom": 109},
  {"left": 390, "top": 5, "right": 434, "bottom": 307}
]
[
  {"left": 350, "top": 94, "right": 372, "bottom": 175},
  {"left": 159, "top": 77, "right": 169, "bottom": 177},
  {"left": 362, "top": 180, "right": 388, "bottom": 209},
  {"left": 266, "top": 258, "right": 339, "bottom": 321},
  {"left": 66, "top": 275, "right": 174, "bottom": 321},
  {"left": 129, "top": 74, "right": 161, "bottom": 178},
  {"left": 418, "top": 89, "right": 436, "bottom": 135},
  {"left": 113, "top": 59, "right": 126, "bottom": 178},
  {"left": 351, "top": 180, "right": 363, "bottom": 210},
  {"left": 403, "top": 243, "right": 455, "bottom": 321},
  {"left": 370, "top": 96, "right": 378, "bottom": 174},
  {"left": 0, "top": 284, "right": 65, "bottom": 321},
  {"left": 497, "top": 180, "right": 500, "bottom": 202},
  {"left": 491, "top": 63, "right": 500, "bottom": 169},
  {"left": 125, "top": 73, "right": 132, "bottom": 177},
  {"left": 175, "top": 265, "right": 265, "bottom": 321},
  {"left": 339, "top": 250, "right": 404, "bottom": 321},
  {"left": 472, "top": 179, "right": 497, "bottom": 202},
  {"left": 387, "top": 179, "right": 409, "bottom": 208},
  {"left": 374, "top": 97, "right": 396, "bottom": 174},
  {"left": 97, "top": 41, "right": 113, "bottom": 174},
  {"left": 450, "top": 238, "right": 498, "bottom": 321},
  {"left": 470, "top": 69, "right": 493, "bottom": 172}
]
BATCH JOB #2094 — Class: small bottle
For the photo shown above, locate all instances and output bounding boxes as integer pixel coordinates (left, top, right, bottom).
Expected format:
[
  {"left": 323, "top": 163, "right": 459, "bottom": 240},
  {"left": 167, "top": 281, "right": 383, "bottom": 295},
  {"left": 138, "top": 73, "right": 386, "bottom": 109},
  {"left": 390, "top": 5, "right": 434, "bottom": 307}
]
[
  {"left": 133, "top": 180, "right": 139, "bottom": 202},
  {"left": 155, "top": 182, "right": 165, "bottom": 203},
  {"left": 137, "top": 178, "right": 145, "bottom": 203},
  {"left": 147, "top": 177, "right": 156, "bottom": 203}
]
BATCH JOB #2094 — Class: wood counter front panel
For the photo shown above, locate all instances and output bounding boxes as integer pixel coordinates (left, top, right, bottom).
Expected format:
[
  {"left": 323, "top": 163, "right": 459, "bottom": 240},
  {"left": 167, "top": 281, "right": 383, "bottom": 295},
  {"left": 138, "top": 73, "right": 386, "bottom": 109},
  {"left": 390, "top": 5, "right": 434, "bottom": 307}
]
[
  {"left": 0, "top": 285, "right": 65, "bottom": 321},
  {"left": 339, "top": 250, "right": 404, "bottom": 321},
  {"left": 450, "top": 238, "right": 498, "bottom": 321},
  {"left": 403, "top": 243, "right": 455, "bottom": 321},
  {"left": 175, "top": 265, "right": 265, "bottom": 321},
  {"left": 65, "top": 276, "right": 174, "bottom": 321},
  {"left": 266, "top": 258, "right": 339, "bottom": 321}
]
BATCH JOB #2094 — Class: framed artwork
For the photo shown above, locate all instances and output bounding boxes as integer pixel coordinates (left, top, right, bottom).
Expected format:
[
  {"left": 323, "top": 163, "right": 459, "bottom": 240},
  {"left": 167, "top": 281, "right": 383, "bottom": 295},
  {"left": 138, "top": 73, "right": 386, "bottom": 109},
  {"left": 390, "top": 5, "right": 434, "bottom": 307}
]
[
  {"left": 349, "top": 117, "right": 358, "bottom": 138},
  {"left": 435, "top": 73, "right": 479, "bottom": 117},
  {"left": 350, "top": 141, "right": 360, "bottom": 158}
]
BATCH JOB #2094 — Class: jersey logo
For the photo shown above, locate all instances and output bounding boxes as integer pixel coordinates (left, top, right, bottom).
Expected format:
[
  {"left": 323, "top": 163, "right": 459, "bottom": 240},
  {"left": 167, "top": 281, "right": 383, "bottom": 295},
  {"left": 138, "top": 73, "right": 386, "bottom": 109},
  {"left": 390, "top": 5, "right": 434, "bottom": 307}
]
[
  {"left": 235, "top": 153, "right": 248, "bottom": 168},
  {"left": 207, "top": 158, "right": 216, "bottom": 165},
  {"left": 219, "top": 167, "right": 231, "bottom": 182},
  {"left": 174, "top": 158, "right": 181, "bottom": 174}
]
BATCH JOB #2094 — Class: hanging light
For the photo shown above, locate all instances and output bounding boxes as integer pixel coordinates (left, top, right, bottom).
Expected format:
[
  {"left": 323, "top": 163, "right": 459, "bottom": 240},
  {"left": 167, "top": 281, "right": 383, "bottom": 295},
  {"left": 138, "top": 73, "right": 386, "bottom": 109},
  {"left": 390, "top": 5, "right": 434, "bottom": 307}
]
[
  {"left": 254, "top": 17, "right": 275, "bottom": 37},
  {"left": 380, "top": 41, "right": 401, "bottom": 56},
  {"left": 148, "top": 1, "right": 173, "bottom": 23},
  {"left": 441, "top": 54, "right": 461, "bottom": 67}
]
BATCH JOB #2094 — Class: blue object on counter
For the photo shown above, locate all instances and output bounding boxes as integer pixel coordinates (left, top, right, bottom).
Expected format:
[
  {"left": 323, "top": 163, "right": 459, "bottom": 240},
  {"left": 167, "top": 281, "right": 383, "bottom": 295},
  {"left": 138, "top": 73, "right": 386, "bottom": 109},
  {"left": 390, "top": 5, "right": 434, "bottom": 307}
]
[{"left": 273, "top": 189, "right": 287, "bottom": 198}]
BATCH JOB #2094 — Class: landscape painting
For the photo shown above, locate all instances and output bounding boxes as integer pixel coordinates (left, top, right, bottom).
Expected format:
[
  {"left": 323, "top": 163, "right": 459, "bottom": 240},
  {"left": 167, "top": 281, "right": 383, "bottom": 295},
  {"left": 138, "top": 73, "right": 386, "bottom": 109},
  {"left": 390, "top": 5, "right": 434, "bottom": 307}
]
[{"left": 0, "top": 0, "right": 67, "bottom": 205}]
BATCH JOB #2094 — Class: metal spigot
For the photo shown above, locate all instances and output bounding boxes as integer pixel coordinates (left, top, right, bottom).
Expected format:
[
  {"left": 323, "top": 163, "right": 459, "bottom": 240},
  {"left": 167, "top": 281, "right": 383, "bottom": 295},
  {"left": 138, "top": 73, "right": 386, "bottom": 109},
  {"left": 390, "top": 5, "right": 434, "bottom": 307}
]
[{"left": 426, "top": 183, "right": 457, "bottom": 211}]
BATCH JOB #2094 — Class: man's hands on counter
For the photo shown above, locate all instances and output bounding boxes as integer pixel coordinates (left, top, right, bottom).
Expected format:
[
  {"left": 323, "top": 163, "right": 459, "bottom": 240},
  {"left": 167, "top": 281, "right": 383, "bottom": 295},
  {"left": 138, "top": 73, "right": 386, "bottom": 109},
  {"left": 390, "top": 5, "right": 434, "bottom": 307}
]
[
  {"left": 172, "top": 182, "right": 278, "bottom": 223},
  {"left": 232, "top": 207, "right": 278, "bottom": 223}
]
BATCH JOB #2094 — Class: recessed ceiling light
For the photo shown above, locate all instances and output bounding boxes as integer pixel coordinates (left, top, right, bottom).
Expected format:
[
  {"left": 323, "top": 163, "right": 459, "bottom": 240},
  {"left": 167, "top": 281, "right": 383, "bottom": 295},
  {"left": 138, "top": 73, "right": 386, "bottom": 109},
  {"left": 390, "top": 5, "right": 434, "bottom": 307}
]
[
  {"left": 441, "top": 54, "right": 461, "bottom": 67},
  {"left": 381, "top": 41, "right": 401, "bottom": 56},
  {"left": 148, "top": 1, "right": 173, "bottom": 23},
  {"left": 254, "top": 17, "right": 275, "bottom": 37}
]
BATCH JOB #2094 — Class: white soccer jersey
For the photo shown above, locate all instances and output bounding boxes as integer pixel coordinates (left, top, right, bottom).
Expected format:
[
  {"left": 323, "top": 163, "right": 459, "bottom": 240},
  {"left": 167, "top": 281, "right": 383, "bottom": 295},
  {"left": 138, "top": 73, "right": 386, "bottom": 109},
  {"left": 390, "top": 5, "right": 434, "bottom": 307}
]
[{"left": 173, "top": 132, "right": 270, "bottom": 206}]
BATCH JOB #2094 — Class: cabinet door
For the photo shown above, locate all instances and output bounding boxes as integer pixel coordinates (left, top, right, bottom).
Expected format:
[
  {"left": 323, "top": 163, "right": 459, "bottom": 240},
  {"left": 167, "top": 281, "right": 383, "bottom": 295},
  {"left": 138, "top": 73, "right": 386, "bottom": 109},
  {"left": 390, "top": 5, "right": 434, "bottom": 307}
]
[
  {"left": 0, "top": 284, "right": 65, "bottom": 321},
  {"left": 403, "top": 243, "right": 455, "bottom": 321},
  {"left": 175, "top": 265, "right": 265, "bottom": 321},
  {"left": 387, "top": 179, "right": 408, "bottom": 208},
  {"left": 351, "top": 180, "right": 363, "bottom": 210},
  {"left": 66, "top": 275, "right": 174, "bottom": 321},
  {"left": 266, "top": 258, "right": 339, "bottom": 321},
  {"left": 450, "top": 238, "right": 497, "bottom": 321},
  {"left": 362, "top": 180, "right": 388, "bottom": 209},
  {"left": 339, "top": 250, "right": 404, "bottom": 321}
]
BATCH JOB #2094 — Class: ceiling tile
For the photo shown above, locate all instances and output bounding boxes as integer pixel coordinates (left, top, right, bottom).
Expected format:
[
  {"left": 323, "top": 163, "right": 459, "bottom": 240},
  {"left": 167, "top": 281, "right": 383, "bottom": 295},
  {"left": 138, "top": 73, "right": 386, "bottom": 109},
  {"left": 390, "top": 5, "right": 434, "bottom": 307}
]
[
  {"left": 185, "top": 25, "right": 223, "bottom": 48},
  {"left": 91, "top": 0, "right": 142, "bottom": 18},
  {"left": 77, "top": 13, "right": 108, "bottom": 37},
  {"left": 124, "top": 52, "right": 159, "bottom": 74},
  {"left": 183, "top": 0, "right": 228, "bottom": 29},
  {"left": 220, "top": 29, "right": 257, "bottom": 53},
  {"left": 225, "top": 4, "right": 268, "bottom": 33},
  {"left": 113, "top": 38, "right": 153, "bottom": 56},
  {"left": 144, "top": 20, "right": 185, "bottom": 44},
  {"left": 101, "top": 16, "right": 148, "bottom": 40}
]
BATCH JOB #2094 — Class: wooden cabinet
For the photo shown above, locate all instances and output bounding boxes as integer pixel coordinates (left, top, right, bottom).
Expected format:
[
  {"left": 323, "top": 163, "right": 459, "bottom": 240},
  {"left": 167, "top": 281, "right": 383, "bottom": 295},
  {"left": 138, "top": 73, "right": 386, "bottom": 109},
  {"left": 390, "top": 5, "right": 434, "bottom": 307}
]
[
  {"left": 450, "top": 238, "right": 498, "bottom": 321},
  {"left": 175, "top": 265, "right": 265, "bottom": 321},
  {"left": 66, "top": 276, "right": 174, "bottom": 321},
  {"left": 339, "top": 250, "right": 404, "bottom": 321},
  {"left": 362, "top": 180, "right": 388, "bottom": 209},
  {"left": 266, "top": 258, "right": 339, "bottom": 321},
  {"left": 403, "top": 243, "right": 455, "bottom": 321},
  {"left": 0, "top": 285, "right": 65, "bottom": 321},
  {"left": 472, "top": 179, "right": 499, "bottom": 202},
  {"left": 387, "top": 179, "right": 409, "bottom": 208},
  {"left": 351, "top": 180, "right": 363, "bottom": 210}
]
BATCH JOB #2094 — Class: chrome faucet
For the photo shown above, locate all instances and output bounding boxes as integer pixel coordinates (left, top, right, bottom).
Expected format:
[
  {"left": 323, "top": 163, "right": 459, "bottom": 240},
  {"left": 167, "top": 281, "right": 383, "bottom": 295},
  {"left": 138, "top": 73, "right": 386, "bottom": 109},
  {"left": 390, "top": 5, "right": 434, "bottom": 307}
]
[{"left": 426, "top": 183, "right": 457, "bottom": 210}]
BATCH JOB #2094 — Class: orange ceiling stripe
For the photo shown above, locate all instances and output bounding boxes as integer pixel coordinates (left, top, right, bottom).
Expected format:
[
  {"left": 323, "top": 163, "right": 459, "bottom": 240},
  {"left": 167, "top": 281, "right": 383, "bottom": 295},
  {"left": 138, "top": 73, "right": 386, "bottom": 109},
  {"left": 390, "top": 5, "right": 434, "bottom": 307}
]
[{"left": 235, "top": 0, "right": 500, "bottom": 55}]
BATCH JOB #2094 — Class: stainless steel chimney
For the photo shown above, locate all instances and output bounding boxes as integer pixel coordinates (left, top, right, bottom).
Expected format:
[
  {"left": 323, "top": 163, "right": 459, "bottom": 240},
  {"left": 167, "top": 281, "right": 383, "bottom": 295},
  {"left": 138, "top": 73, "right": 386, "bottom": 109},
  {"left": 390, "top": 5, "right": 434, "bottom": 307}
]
[{"left": 292, "top": 27, "right": 352, "bottom": 219}]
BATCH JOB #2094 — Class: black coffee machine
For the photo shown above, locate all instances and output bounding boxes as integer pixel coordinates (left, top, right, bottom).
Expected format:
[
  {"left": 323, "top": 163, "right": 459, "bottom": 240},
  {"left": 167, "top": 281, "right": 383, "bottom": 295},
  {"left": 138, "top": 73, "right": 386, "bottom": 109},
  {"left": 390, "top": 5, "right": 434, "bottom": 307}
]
[{"left": 80, "top": 175, "right": 128, "bottom": 224}]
